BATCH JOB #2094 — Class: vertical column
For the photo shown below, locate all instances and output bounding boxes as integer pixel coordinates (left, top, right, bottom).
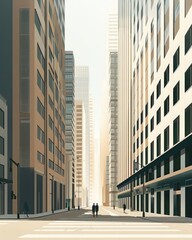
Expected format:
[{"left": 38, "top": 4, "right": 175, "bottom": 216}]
[
  {"left": 148, "top": 192, "right": 151, "bottom": 213},
  {"left": 161, "top": 191, "right": 164, "bottom": 214},
  {"left": 161, "top": 162, "right": 164, "bottom": 176},
  {"left": 170, "top": 156, "right": 173, "bottom": 173},
  {"left": 181, "top": 186, "right": 185, "bottom": 217},
  {"left": 154, "top": 191, "right": 157, "bottom": 213},
  {"left": 181, "top": 149, "right": 185, "bottom": 169},
  {"left": 170, "top": 189, "right": 174, "bottom": 216}
]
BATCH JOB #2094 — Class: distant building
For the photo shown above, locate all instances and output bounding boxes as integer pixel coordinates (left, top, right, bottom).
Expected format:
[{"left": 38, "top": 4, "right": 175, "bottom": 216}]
[
  {"left": 108, "top": 14, "right": 118, "bottom": 207},
  {"left": 0, "top": 95, "right": 8, "bottom": 214},
  {"left": 65, "top": 51, "right": 75, "bottom": 209},
  {"left": 117, "top": 0, "right": 192, "bottom": 218},
  {"left": 74, "top": 101, "right": 86, "bottom": 207},
  {"left": 75, "top": 66, "right": 90, "bottom": 206}
]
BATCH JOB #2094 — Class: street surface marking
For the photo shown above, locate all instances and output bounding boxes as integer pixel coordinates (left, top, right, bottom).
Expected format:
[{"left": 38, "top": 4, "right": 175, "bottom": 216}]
[
  {"left": 83, "top": 212, "right": 92, "bottom": 215},
  {"left": 19, "top": 233, "right": 192, "bottom": 238},
  {"left": 43, "top": 225, "right": 170, "bottom": 228},
  {"left": 49, "top": 221, "right": 163, "bottom": 225},
  {"left": 81, "top": 229, "right": 180, "bottom": 232}
]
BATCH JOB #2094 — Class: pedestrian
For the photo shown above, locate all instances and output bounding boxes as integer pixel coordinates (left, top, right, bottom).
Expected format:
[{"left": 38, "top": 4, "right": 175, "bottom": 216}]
[
  {"left": 123, "top": 203, "right": 126, "bottom": 213},
  {"left": 24, "top": 202, "right": 29, "bottom": 217},
  {"left": 95, "top": 203, "right": 99, "bottom": 217},
  {"left": 92, "top": 203, "right": 96, "bottom": 217}
]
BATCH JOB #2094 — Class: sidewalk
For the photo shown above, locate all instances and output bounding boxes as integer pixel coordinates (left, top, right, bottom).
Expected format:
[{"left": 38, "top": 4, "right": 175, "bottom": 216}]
[
  {"left": 104, "top": 206, "right": 192, "bottom": 223},
  {"left": 0, "top": 208, "right": 72, "bottom": 220}
]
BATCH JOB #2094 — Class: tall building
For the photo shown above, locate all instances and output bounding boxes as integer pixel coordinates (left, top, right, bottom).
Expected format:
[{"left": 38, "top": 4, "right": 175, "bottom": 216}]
[
  {"left": 108, "top": 14, "right": 118, "bottom": 207},
  {"left": 74, "top": 101, "right": 86, "bottom": 207},
  {"left": 75, "top": 66, "right": 90, "bottom": 206},
  {"left": 117, "top": 0, "right": 192, "bottom": 218},
  {"left": 0, "top": 0, "right": 66, "bottom": 214},
  {"left": 0, "top": 95, "right": 9, "bottom": 214},
  {"left": 65, "top": 51, "right": 75, "bottom": 209},
  {"left": 89, "top": 98, "right": 95, "bottom": 205}
]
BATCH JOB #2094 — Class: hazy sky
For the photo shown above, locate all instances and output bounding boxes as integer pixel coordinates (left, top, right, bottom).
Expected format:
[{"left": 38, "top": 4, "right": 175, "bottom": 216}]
[{"left": 65, "top": 0, "right": 118, "bottom": 138}]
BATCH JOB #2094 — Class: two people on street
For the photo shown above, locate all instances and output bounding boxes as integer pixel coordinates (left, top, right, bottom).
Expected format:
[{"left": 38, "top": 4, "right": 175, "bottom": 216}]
[{"left": 92, "top": 203, "right": 99, "bottom": 217}]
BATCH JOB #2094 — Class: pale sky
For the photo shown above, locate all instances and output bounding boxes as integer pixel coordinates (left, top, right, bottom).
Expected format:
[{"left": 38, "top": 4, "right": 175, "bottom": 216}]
[{"left": 65, "top": 0, "right": 118, "bottom": 138}]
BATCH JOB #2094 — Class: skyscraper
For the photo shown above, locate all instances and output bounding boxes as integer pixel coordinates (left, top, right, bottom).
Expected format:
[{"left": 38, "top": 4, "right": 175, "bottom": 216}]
[
  {"left": 65, "top": 51, "right": 75, "bottom": 209},
  {"left": 0, "top": 0, "right": 66, "bottom": 214},
  {"left": 117, "top": 0, "right": 192, "bottom": 218},
  {"left": 108, "top": 14, "right": 118, "bottom": 207}
]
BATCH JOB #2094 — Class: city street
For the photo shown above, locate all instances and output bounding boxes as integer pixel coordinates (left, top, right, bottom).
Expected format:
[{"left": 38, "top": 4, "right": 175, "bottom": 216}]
[{"left": 1, "top": 207, "right": 192, "bottom": 240}]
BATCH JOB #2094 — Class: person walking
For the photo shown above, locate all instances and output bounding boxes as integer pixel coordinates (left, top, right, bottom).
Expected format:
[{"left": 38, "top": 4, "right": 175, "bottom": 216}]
[
  {"left": 95, "top": 203, "right": 99, "bottom": 217},
  {"left": 24, "top": 202, "right": 29, "bottom": 217},
  {"left": 92, "top": 203, "right": 96, "bottom": 217},
  {"left": 123, "top": 203, "right": 126, "bottom": 213}
]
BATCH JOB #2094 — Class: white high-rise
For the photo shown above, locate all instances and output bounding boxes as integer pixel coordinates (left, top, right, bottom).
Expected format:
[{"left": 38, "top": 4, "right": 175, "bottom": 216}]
[
  {"left": 117, "top": 0, "right": 192, "bottom": 218},
  {"left": 108, "top": 14, "right": 118, "bottom": 207}
]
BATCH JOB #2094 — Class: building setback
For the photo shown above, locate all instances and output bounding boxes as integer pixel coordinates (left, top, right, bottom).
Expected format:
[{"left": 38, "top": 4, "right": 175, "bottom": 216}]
[
  {"left": 117, "top": 0, "right": 192, "bottom": 218},
  {"left": 0, "top": 0, "right": 66, "bottom": 214}
]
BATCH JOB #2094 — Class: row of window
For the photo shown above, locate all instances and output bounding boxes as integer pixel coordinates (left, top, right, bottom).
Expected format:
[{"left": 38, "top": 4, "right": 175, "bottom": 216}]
[
  {"left": 48, "top": 159, "right": 64, "bottom": 176},
  {"left": 133, "top": 102, "right": 192, "bottom": 161},
  {"left": 0, "top": 108, "right": 4, "bottom": 129},
  {"left": 120, "top": 145, "right": 192, "bottom": 192}
]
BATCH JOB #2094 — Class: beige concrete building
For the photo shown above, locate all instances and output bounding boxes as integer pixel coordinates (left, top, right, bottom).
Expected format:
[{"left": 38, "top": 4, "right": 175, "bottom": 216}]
[
  {"left": 0, "top": 0, "right": 66, "bottom": 214},
  {"left": 117, "top": 0, "right": 192, "bottom": 217}
]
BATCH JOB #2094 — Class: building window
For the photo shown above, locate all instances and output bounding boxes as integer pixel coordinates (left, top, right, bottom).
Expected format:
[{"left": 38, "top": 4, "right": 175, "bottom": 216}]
[
  {"left": 37, "top": 151, "right": 45, "bottom": 164},
  {"left": 164, "top": 159, "right": 170, "bottom": 175},
  {"left": 185, "top": 103, "right": 192, "bottom": 136},
  {"left": 150, "top": 117, "right": 154, "bottom": 132},
  {"left": 173, "top": 153, "right": 180, "bottom": 172},
  {"left": 164, "top": 96, "right": 169, "bottom": 116},
  {"left": 164, "top": 65, "right": 169, "bottom": 87},
  {"left": 156, "top": 107, "right": 161, "bottom": 125},
  {"left": 156, "top": 163, "right": 161, "bottom": 178},
  {"left": 137, "top": 119, "right": 139, "bottom": 130},
  {"left": 137, "top": 137, "right": 139, "bottom": 149},
  {"left": 173, "top": 81, "right": 180, "bottom": 105},
  {"left": 185, "top": 0, "right": 192, "bottom": 16},
  {"left": 156, "top": 134, "right": 161, "bottom": 157},
  {"left": 49, "top": 115, "right": 53, "bottom": 130},
  {"left": 35, "top": 10, "right": 42, "bottom": 36},
  {"left": 156, "top": 80, "right": 161, "bottom": 99},
  {"left": 145, "top": 125, "right": 148, "bottom": 139},
  {"left": 49, "top": 96, "right": 54, "bottom": 110},
  {"left": 49, "top": 71, "right": 54, "bottom": 92},
  {"left": 145, "top": 103, "right": 148, "bottom": 117},
  {"left": 145, "top": 146, "right": 148, "bottom": 165},
  {"left": 49, "top": 139, "right": 54, "bottom": 153},
  {"left": 185, "top": 64, "right": 192, "bottom": 92},
  {"left": 150, "top": 141, "right": 154, "bottom": 161},
  {"left": 141, "top": 131, "right": 143, "bottom": 145},
  {"left": 140, "top": 111, "right": 143, "bottom": 124},
  {"left": 173, "top": 47, "right": 180, "bottom": 72},
  {"left": 37, "top": 98, "right": 45, "bottom": 119},
  {"left": 133, "top": 126, "right": 136, "bottom": 136},
  {"left": 37, "top": 70, "right": 45, "bottom": 95},
  {"left": 0, "top": 137, "right": 4, "bottom": 156},
  {"left": 150, "top": 92, "right": 154, "bottom": 108},
  {"left": 185, "top": 145, "right": 192, "bottom": 167},
  {"left": 164, "top": 126, "right": 169, "bottom": 151},
  {"left": 185, "top": 25, "right": 192, "bottom": 54},
  {"left": 173, "top": 116, "right": 180, "bottom": 144},
  {"left": 0, "top": 108, "right": 4, "bottom": 129},
  {"left": 37, "top": 44, "right": 45, "bottom": 69},
  {"left": 133, "top": 143, "right": 135, "bottom": 153},
  {"left": 37, "top": 126, "right": 45, "bottom": 144}
]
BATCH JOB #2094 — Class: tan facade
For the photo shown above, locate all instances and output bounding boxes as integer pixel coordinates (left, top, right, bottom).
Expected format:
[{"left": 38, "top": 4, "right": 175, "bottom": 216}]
[{"left": 9, "top": 0, "right": 66, "bottom": 214}]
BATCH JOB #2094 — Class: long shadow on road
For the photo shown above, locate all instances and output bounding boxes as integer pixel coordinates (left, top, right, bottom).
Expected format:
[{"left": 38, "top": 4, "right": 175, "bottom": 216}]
[{"left": 32, "top": 209, "right": 192, "bottom": 224}]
